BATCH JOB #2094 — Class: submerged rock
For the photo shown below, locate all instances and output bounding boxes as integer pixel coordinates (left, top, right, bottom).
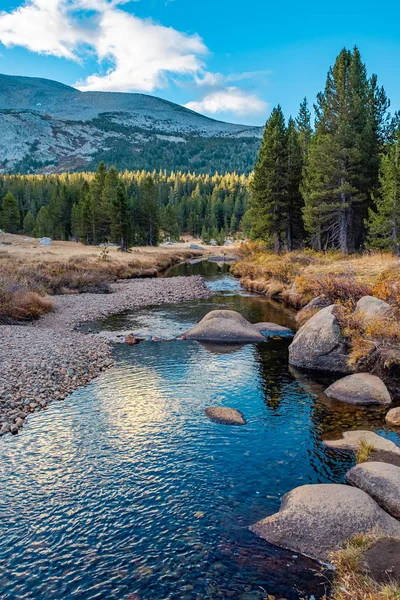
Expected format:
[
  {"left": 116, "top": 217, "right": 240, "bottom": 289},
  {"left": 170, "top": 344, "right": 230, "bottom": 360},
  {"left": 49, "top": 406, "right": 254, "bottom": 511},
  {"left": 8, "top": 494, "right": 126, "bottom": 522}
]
[
  {"left": 346, "top": 461, "right": 400, "bottom": 519},
  {"left": 249, "top": 484, "right": 400, "bottom": 563},
  {"left": 185, "top": 310, "right": 267, "bottom": 343},
  {"left": 252, "top": 322, "right": 293, "bottom": 337},
  {"left": 386, "top": 407, "right": 400, "bottom": 427},
  {"left": 205, "top": 407, "right": 246, "bottom": 426},
  {"left": 325, "top": 373, "right": 392, "bottom": 406},
  {"left": 361, "top": 539, "right": 400, "bottom": 585},
  {"left": 356, "top": 296, "right": 394, "bottom": 321},
  {"left": 324, "top": 430, "right": 400, "bottom": 456},
  {"left": 125, "top": 333, "right": 138, "bottom": 346},
  {"left": 288, "top": 305, "right": 351, "bottom": 373}
]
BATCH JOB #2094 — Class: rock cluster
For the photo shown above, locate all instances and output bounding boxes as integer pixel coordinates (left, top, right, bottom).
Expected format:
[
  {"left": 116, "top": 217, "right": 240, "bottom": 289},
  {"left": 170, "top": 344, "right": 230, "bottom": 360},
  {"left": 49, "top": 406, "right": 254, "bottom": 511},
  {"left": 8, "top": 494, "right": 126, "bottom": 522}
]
[{"left": 250, "top": 484, "right": 400, "bottom": 563}]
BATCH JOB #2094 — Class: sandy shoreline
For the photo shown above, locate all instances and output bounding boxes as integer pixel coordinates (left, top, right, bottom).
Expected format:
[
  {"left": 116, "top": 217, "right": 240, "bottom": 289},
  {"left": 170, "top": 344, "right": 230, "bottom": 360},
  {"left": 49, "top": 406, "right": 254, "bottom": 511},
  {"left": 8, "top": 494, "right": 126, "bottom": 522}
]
[{"left": 0, "top": 275, "right": 211, "bottom": 437}]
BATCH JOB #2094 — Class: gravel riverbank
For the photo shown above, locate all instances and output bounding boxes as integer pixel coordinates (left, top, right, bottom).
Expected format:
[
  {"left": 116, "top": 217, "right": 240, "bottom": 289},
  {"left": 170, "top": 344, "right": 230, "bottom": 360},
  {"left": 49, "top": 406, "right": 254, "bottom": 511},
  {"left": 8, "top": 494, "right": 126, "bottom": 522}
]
[{"left": 0, "top": 276, "right": 210, "bottom": 437}]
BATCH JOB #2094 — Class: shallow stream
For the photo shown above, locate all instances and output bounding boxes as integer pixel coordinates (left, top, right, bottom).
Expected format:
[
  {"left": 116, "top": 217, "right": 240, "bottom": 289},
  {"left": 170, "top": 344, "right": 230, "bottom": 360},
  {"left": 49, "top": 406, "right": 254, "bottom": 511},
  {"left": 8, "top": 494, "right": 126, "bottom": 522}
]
[{"left": 0, "top": 260, "right": 399, "bottom": 600}]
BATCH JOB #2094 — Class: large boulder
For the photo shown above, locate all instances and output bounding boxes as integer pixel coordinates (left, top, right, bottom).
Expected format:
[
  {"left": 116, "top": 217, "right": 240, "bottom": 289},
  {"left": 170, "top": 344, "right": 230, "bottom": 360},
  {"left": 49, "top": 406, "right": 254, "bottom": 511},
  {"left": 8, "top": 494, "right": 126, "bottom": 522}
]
[
  {"left": 346, "top": 462, "right": 400, "bottom": 519},
  {"left": 324, "top": 430, "right": 400, "bottom": 456},
  {"left": 185, "top": 310, "right": 267, "bottom": 343},
  {"left": 249, "top": 484, "right": 400, "bottom": 563},
  {"left": 386, "top": 407, "right": 400, "bottom": 427},
  {"left": 356, "top": 296, "right": 394, "bottom": 320},
  {"left": 325, "top": 373, "right": 392, "bottom": 406},
  {"left": 205, "top": 406, "right": 246, "bottom": 426},
  {"left": 289, "top": 305, "right": 351, "bottom": 373}
]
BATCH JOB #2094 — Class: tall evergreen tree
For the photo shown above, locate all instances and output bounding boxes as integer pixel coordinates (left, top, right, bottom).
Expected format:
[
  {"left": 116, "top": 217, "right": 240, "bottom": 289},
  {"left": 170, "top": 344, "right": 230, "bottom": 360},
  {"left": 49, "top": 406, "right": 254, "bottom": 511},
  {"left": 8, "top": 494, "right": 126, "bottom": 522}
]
[
  {"left": 34, "top": 206, "right": 52, "bottom": 237},
  {"left": 1, "top": 192, "right": 20, "bottom": 233},
  {"left": 110, "top": 183, "right": 131, "bottom": 251},
  {"left": 249, "top": 105, "right": 288, "bottom": 251},
  {"left": 286, "top": 117, "right": 305, "bottom": 249},
  {"left": 296, "top": 97, "right": 313, "bottom": 159},
  {"left": 367, "top": 129, "right": 400, "bottom": 253},
  {"left": 23, "top": 210, "right": 36, "bottom": 235},
  {"left": 302, "top": 47, "right": 389, "bottom": 253}
]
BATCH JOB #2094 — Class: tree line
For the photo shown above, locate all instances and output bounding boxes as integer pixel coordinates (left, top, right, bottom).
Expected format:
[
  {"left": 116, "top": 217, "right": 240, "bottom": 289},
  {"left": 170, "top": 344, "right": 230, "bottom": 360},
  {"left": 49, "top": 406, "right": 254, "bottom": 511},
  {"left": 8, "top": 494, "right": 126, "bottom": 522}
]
[
  {"left": 0, "top": 169, "right": 249, "bottom": 248},
  {"left": 250, "top": 46, "right": 400, "bottom": 254},
  {"left": 2, "top": 46, "right": 399, "bottom": 254}
]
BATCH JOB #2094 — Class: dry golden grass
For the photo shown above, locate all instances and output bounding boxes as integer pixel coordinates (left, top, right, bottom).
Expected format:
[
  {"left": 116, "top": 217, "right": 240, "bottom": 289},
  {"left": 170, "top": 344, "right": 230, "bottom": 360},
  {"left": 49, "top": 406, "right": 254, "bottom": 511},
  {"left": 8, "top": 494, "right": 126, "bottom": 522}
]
[
  {"left": 233, "top": 245, "right": 400, "bottom": 378},
  {"left": 329, "top": 535, "right": 400, "bottom": 600},
  {"left": 355, "top": 439, "right": 376, "bottom": 463},
  {"left": 0, "top": 233, "right": 226, "bottom": 322}
]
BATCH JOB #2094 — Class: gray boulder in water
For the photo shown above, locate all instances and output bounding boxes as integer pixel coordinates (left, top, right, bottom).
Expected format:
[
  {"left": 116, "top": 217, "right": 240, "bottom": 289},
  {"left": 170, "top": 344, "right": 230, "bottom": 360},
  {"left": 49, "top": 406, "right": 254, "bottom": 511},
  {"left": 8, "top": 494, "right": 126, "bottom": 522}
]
[
  {"left": 250, "top": 484, "right": 400, "bottom": 563},
  {"left": 184, "top": 310, "right": 288, "bottom": 343},
  {"left": 289, "top": 305, "right": 351, "bottom": 373},
  {"left": 185, "top": 310, "right": 265, "bottom": 343},
  {"left": 325, "top": 373, "right": 392, "bottom": 406}
]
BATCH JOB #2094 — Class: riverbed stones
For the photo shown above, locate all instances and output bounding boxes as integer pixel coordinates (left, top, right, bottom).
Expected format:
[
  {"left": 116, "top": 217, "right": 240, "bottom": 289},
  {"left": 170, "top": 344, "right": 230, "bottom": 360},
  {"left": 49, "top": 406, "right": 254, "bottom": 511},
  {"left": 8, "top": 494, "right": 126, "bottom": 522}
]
[
  {"left": 324, "top": 430, "right": 400, "bottom": 456},
  {"left": 185, "top": 310, "right": 267, "bottom": 343},
  {"left": 205, "top": 407, "right": 246, "bottom": 426},
  {"left": 249, "top": 484, "right": 400, "bottom": 563},
  {"left": 324, "top": 373, "right": 392, "bottom": 406},
  {"left": 356, "top": 296, "right": 394, "bottom": 320},
  {"left": 0, "top": 276, "right": 211, "bottom": 437},
  {"left": 346, "top": 462, "right": 400, "bottom": 519},
  {"left": 288, "top": 305, "right": 351, "bottom": 373},
  {"left": 386, "top": 407, "right": 400, "bottom": 427}
]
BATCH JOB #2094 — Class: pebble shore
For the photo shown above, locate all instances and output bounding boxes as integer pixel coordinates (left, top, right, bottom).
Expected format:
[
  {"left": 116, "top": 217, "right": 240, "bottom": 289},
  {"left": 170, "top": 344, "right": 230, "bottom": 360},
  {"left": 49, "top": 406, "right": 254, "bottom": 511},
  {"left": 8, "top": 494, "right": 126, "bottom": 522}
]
[{"left": 0, "top": 276, "right": 210, "bottom": 437}]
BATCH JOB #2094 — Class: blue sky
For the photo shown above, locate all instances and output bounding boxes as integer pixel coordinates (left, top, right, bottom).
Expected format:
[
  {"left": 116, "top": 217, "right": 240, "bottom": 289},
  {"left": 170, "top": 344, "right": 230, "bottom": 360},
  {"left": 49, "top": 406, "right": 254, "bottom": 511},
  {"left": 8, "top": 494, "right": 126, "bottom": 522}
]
[{"left": 0, "top": 0, "right": 399, "bottom": 125}]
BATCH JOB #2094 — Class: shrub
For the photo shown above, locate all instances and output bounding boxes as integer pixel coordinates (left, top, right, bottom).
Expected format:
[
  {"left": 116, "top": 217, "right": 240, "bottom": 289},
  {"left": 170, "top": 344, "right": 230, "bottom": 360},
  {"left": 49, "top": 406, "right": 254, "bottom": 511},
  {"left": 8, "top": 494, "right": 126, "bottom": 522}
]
[
  {"left": 0, "top": 277, "right": 54, "bottom": 323},
  {"left": 373, "top": 265, "right": 400, "bottom": 309},
  {"left": 294, "top": 272, "right": 372, "bottom": 307}
]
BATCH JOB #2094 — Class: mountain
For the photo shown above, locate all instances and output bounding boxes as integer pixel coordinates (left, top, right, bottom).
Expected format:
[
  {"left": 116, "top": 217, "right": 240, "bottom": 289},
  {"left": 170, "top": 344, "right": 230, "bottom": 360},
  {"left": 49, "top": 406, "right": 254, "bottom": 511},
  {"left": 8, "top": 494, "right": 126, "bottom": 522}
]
[{"left": 0, "top": 74, "right": 263, "bottom": 175}]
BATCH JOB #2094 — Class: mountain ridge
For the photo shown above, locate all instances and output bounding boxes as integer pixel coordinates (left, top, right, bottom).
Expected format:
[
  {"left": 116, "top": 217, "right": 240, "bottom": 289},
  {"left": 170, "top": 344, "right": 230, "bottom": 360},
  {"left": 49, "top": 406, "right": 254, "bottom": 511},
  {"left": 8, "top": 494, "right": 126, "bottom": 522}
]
[{"left": 0, "top": 73, "right": 263, "bottom": 175}]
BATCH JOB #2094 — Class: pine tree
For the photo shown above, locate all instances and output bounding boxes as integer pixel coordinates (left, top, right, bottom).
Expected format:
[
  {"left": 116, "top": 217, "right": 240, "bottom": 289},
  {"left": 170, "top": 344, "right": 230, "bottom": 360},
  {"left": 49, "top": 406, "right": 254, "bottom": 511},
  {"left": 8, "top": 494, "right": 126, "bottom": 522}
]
[
  {"left": 302, "top": 47, "right": 389, "bottom": 253},
  {"left": 99, "top": 166, "right": 118, "bottom": 241},
  {"left": 249, "top": 105, "right": 288, "bottom": 251},
  {"left": 90, "top": 161, "right": 107, "bottom": 243},
  {"left": 296, "top": 97, "right": 313, "bottom": 159},
  {"left": 110, "top": 183, "right": 131, "bottom": 251},
  {"left": 137, "top": 175, "right": 159, "bottom": 246},
  {"left": 286, "top": 118, "right": 305, "bottom": 249},
  {"left": 23, "top": 210, "right": 36, "bottom": 235},
  {"left": 1, "top": 192, "right": 20, "bottom": 233},
  {"left": 367, "top": 130, "right": 400, "bottom": 253},
  {"left": 34, "top": 206, "right": 52, "bottom": 237}
]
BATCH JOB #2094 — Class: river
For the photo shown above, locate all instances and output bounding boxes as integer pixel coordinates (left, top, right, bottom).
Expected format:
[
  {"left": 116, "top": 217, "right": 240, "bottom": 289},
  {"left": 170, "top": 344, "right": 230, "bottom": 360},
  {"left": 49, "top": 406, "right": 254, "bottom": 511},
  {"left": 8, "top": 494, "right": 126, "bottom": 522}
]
[{"left": 0, "top": 260, "right": 398, "bottom": 600}]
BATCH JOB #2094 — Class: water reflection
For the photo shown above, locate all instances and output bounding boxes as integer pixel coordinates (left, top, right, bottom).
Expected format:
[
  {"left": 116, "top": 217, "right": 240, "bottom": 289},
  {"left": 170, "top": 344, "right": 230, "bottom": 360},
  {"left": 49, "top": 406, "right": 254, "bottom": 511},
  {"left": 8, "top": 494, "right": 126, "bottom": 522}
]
[{"left": 0, "top": 264, "right": 399, "bottom": 600}]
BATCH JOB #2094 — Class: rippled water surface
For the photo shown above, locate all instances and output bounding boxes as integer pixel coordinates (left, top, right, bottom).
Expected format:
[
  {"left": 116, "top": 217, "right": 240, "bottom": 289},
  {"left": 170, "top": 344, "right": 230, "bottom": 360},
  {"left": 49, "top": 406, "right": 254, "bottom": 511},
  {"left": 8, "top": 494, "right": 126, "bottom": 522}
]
[{"left": 1, "top": 260, "right": 399, "bottom": 600}]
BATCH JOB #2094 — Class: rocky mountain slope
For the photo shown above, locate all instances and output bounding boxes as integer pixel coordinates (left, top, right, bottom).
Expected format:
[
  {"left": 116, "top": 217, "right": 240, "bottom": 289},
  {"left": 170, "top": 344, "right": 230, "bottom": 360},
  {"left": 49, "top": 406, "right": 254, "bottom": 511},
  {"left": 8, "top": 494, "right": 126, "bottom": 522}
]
[{"left": 0, "top": 74, "right": 263, "bottom": 174}]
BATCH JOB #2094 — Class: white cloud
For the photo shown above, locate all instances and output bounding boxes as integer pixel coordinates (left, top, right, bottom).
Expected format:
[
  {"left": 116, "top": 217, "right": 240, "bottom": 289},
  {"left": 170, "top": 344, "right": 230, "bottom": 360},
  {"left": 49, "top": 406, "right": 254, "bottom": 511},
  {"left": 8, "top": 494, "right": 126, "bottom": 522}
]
[
  {"left": 0, "top": 0, "right": 82, "bottom": 60},
  {"left": 0, "top": 0, "right": 208, "bottom": 92},
  {"left": 0, "top": 0, "right": 268, "bottom": 117},
  {"left": 185, "top": 87, "right": 268, "bottom": 117}
]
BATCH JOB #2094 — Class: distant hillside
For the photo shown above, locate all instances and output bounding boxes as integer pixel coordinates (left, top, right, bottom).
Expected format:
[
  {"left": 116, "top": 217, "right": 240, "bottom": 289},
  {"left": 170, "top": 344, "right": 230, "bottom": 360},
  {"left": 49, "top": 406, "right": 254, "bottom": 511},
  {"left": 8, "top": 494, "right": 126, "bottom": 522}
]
[{"left": 0, "top": 74, "right": 263, "bottom": 174}]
